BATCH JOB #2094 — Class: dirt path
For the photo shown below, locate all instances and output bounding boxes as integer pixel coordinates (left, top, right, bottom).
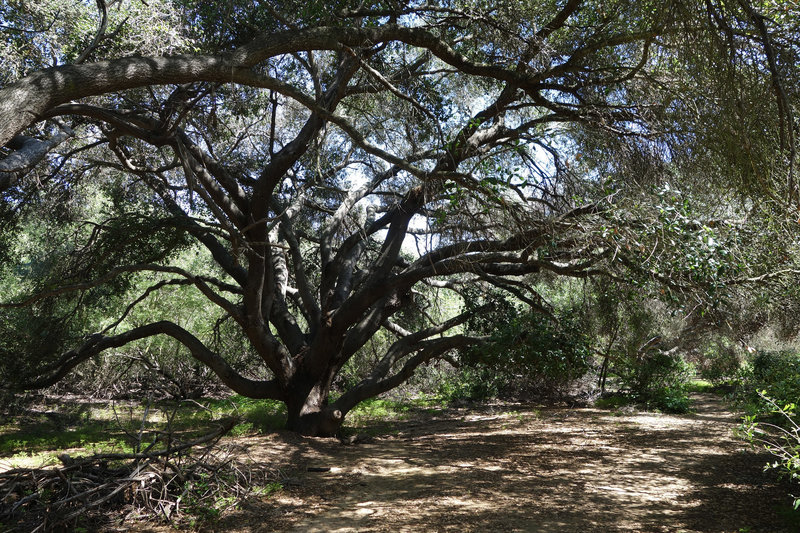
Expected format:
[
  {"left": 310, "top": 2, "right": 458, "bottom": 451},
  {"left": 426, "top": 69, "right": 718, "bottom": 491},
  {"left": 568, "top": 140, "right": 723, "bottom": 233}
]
[{"left": 204, "top": 394, "right": 794, "bottom": 533}]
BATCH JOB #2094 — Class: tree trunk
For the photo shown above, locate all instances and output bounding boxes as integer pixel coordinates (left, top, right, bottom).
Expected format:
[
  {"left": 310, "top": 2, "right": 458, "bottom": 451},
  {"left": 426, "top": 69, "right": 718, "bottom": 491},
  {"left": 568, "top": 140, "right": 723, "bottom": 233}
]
[
  {"left": 599, "top": 353, "right": 610, "bottom": 394},
  {"left": 285, "top": 381, "right": 344, "bottom": 437}
]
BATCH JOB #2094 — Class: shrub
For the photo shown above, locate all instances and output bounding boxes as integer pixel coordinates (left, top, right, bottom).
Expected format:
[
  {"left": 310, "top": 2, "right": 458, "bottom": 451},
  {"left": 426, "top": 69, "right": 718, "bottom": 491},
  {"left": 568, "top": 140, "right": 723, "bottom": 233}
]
[
  {"left": 461, "top": 305, "right": 593, "bottom": 400},
  {"left": 698, "top": 341, "right": 743, "bottom": 385},
  {"left": 615, "top": 350, "right": 694, "bottom": 413},
  {"left": 436, "top": 367, "right": 502, "bottom": 402},
  {"left": 740, "top": 392, "right": 800, "bottom": 510},
  {"left": 737, "top": 351, "right": 800, "bottom": 415}
]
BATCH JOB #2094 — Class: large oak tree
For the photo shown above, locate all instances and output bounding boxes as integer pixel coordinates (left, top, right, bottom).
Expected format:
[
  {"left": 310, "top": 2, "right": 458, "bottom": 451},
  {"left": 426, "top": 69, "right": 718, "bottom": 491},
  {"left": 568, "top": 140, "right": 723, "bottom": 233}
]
[{"left": 0, "top": 0, "right": 796, "bottom": 435}]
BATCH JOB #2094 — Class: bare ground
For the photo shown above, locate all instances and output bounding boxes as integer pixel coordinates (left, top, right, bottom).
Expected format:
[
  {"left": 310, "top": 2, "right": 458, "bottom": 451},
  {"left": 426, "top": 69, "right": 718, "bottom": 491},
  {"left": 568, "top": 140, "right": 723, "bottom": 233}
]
[{"left": 136, "top": 393, "right": 796, "bottom": 533}]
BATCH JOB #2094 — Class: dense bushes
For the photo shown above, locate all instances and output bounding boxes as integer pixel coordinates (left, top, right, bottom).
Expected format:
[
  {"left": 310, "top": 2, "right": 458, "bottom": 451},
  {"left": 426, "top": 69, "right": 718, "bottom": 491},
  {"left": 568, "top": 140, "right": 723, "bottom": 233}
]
[
  {"left": 736, "top": 350, "right": 800, "bottom": 415},
  {"left": 459, "top": 299, "right": 593, "bottom": 401},
  {"left": 740, "top": 392, "right": 800, "bottom": 510},
  {"left": 409, "top": 285, "right": 696, "bottom": 408},
  {"left": 698, "top": 341, "right": 743, "bottom": 386},
  {"left": 750, "top": 351, "right": 800, "bottom": 408},
  {"left": 614, "top": 350, "right": 695, "bottom": 413},
  {"left": 735, "top": 350, "right": 800, "bottom": 505},
  {"left": 435, "top": 367, "right": 504, "bottom": 402}
]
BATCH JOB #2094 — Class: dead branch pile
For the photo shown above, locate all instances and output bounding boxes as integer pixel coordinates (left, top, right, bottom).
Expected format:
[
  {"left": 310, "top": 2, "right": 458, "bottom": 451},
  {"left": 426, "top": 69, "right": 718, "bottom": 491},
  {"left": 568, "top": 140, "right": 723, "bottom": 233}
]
[{"left": 0, "top": 418, "right": 277, "bottom": 532}]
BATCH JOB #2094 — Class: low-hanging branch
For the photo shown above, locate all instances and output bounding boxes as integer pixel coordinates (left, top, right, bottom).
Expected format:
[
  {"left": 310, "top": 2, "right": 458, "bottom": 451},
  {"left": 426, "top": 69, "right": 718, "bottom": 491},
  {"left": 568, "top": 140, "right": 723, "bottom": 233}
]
[{"left": 24, "top": 321, "right": 283, "bottom": 400}]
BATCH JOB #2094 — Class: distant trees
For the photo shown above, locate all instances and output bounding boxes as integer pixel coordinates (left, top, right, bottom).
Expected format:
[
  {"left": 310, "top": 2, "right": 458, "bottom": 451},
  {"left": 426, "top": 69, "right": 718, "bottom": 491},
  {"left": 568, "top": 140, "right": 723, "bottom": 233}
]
[{"left": 1, "top": 0, "right": 798, "bottom": 435}]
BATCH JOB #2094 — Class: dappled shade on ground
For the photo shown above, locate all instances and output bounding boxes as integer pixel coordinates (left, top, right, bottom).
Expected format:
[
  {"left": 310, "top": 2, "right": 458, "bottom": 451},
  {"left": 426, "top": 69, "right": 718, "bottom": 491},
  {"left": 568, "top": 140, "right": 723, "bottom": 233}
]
[{"left": 192, "top": 393, "right": 795, "bottom": 533}]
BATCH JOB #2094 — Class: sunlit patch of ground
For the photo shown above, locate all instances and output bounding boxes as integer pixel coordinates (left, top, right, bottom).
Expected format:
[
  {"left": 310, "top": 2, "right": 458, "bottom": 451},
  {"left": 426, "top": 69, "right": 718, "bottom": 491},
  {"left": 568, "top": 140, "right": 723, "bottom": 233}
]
[{"left": 176, "top": 394, "right": 795, "bottom": 533}]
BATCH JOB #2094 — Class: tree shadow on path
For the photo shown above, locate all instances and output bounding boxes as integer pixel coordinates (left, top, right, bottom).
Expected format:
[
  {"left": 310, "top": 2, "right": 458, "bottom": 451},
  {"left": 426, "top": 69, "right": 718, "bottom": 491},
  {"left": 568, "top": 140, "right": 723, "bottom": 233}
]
[{"left": 217, "top": 394, "right": 795, "bottom": 533}]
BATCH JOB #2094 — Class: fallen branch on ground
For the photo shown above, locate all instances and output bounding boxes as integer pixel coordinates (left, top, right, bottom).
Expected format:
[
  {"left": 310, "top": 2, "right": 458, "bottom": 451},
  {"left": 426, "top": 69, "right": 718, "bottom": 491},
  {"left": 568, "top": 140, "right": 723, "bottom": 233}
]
[{"left": 0, "top": 418, "right": 279, "bottom": 531}]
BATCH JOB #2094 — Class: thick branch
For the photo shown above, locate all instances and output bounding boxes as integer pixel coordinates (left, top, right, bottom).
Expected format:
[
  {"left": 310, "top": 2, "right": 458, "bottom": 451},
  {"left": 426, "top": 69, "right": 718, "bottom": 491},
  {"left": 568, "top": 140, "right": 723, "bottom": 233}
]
[
  {"left": 332, "top": 335, "right": 481, "bottom": 413},
  {"left": 0, "top": 263, "right": 240, "bottom": 312},
  {"left": 0, "top": 133, "right": 71, "bottom": 191},
  {"left": 24, "top": 321, "right": 283, "bottom": 400}
]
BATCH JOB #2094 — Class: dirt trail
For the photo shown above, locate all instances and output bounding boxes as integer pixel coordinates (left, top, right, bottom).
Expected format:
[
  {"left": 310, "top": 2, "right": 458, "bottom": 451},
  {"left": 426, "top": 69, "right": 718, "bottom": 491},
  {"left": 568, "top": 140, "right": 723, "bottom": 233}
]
[{"left": 209, "top": 394, "right": 793, "bottom": 533}]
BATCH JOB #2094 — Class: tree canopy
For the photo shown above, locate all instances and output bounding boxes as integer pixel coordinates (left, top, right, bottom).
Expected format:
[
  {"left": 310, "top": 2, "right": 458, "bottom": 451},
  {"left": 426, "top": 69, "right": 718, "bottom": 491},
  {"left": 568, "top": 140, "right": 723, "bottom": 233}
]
[{"left": 1, "top": 0, "right": 798, "bottom": 435}]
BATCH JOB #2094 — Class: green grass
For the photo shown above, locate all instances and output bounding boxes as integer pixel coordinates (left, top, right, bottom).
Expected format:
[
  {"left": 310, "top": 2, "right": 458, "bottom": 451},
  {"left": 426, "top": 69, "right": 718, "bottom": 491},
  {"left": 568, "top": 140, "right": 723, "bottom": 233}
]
[
  {"left": 352, "top": 396, "right": 443, "bottom": 417},
  {"left": 0, "top": 421, "right": 131, "bottom": 456},
  {"left": 201, "top": 395, "right": 286, "bottom": 433},
  {"left": 341, "top": 396, "right": 445, "bottom": 436},
  {"left": 594, "top": 379, "right": 724, "bottom": 412},
  {"left": 594, "top": 394, "right": 634, "bottom": 409},
  {"left": 0, "top": 395, "right": 289, "bottom": 464},
  {"left": 686, "top": 379, "right": 716, "bottom": 393},
  {"left": 0, "top": 393, "right": 449, "bottom": 463}
]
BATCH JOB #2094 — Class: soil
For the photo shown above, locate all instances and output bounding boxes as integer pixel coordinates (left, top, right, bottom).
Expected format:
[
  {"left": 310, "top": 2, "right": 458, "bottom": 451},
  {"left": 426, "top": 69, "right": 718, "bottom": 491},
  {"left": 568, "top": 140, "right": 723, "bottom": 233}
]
[{"left": 135, "top": 393, "right": 796, "bottom": 533}]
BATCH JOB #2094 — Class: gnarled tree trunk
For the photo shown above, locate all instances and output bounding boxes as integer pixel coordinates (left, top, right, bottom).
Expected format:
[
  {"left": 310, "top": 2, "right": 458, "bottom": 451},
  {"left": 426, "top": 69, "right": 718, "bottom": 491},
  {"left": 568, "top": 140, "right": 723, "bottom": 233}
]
[{"left": 284, "top": 378, "right": 343, "bottom": 437}]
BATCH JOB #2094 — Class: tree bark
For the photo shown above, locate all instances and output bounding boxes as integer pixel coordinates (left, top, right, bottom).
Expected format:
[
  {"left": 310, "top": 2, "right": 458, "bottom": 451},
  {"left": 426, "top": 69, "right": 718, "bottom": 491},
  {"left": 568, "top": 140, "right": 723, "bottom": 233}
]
[{"left": 284, "top": 379, "right": 343, "bottom": 437}]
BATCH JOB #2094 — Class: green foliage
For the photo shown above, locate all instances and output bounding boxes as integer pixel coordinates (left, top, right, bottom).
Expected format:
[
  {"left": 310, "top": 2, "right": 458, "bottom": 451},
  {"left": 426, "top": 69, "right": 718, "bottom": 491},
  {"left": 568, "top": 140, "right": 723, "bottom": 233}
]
[
  {"left": 177, "top": 0, "right": 284, "bottom": 52},
  {"left": 203, "top": 395, "right": 286, "bottom": 432},
  {"left": 594, "top": 394, "right": 634, "bottom": 409},
  {"left": 183, "top": 472, "right": 238, "bottom": 525},
  {"left": 0, "top": 187, "right": 195, "bottom": 388},
  {"left": 436, "top": 366, "right": 503, "bottom": 402},
  {"left": 0, "top": 419, "right": 129, "bottom": 457},
  {"left": 460, "top": 291, "right": 592, "bottom": 399},
  {"left": 650, "top": 381, "right": 692, "bottom": 413},
  {"left": 335, "top": 330, "right": 393, "bottom": 393},
  {"left": 736, "top": 351, "right": 800, "bottom": 417},
  {"left": 0, "top": 0, "right": 192, "bottom": 83},
  {"left": 0, "top": 304, "right": 78, "bottom": 385},
  {"left": 686, "top": 378, "right": 716, "bottom": 393},
  {"left": 740, "top": 392, "right": 800, "bottom": 510},
  {"left": 698, "top": 341, "right": 743, "bottom": 386},
  {"left": 615, "top": 351, "right": 694, "bottom": 413},
  {"left": 582, "top": 278, "right": 698, "bottom": 412},
  {"left": 1, "top": 0, "right": 798, "bottom": 438},
  {"left": 257, "top": 481, "right": 284, "bottom": 497},
  {"left": 467, "top": 309, "right": 592, "bottom": 386},
  {"left": 0, "top": 395, "right": 286, "bottom": 466},
  {"left": 0, "top": 402, "right": 157, "bottom": 464},
  {"left": 348, "top": 397, "right": 410, "bottom": 420},
  {"left": 340, "top": 396, "right": 443, "bottom": 437},
  {"left": 345, "top": 396, "right": 440, "bottom": 426},
  {"left": 651, "top": 184, "right": 737, "bottom": 288}
]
